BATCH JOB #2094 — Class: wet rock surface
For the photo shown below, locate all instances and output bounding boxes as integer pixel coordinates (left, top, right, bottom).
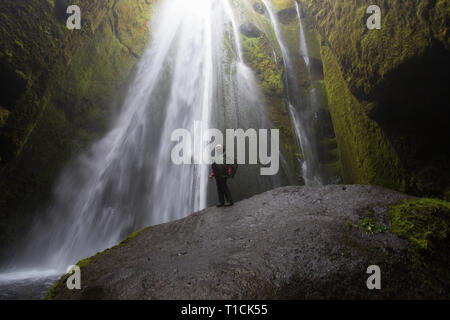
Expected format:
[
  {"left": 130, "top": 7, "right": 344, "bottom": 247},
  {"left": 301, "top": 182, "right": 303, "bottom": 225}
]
[
  {"left": 48, "top": 185, "right": 446, "bottom": 299},
  {"left": 239, "top": 22, "right": 263, "bottom": 38}
]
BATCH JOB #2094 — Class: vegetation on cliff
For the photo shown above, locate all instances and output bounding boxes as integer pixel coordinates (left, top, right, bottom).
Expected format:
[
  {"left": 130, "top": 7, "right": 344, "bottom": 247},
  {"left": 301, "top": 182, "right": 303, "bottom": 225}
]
[
  {"left": 321, "top": 43, "right": 404, "bottom": 189},
  {"left": 390, "top": 198, "right": 450, "bottom": 251},
  {"left": 1, "top": 0, "right": 448, "bottom": 275},
  {"left": 239, "top": 5, "right": 304, "bottom": 182},
  {"left": 298, "top": 0, "right": 450, "bottom": 198}
]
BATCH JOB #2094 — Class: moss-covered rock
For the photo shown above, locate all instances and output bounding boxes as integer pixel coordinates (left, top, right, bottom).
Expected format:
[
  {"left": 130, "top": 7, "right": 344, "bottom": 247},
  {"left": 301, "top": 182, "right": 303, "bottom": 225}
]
[
  {"left": 0, "top": 107, "right": 10, "bottom": 128},
  {"left": 46, "top": 185, "right": 449, "bottom": 299},
  {"left": 277, "top": 8, "right": 298, "bottom": 25},
  {"left": 271, "top": 0, "right": 296, "bottom": 11},
  {"left": 298, "top": 0, "right": 449, "bottom": 99}
]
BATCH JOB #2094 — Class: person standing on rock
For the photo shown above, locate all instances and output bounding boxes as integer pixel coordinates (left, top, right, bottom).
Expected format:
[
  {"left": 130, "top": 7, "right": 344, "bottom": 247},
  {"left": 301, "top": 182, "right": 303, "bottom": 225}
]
[{"left": 210, "top": 144, "right": 235, "bottom": 207}]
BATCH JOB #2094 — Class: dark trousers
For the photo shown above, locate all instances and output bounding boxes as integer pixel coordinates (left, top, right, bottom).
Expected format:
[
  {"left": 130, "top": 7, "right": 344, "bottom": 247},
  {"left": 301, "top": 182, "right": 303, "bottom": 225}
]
[{"left": 216, "top": 178, "right": 232, "bottom": 204}]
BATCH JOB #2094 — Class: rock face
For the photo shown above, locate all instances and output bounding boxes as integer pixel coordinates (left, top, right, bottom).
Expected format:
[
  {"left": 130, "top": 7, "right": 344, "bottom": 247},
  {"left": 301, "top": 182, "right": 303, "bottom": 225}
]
[
  {"left": 0, "top": 0, "right": 153, "bottom": 257},
  {"left": 239, "top": 22, "right": 264, "bottom": 38},
  {"left": 47, "top": 185, "right": 448, "bottom": 299},
  {"left": 277, "top": 8, "right": 298, "bottom": 25},
  {"left": 297, "top": 0, "right": 450, "bottom": 198}
]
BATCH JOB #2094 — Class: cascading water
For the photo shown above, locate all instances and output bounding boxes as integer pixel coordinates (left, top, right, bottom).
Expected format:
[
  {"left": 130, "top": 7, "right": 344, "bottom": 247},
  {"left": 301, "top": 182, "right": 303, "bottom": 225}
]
[
  {"left": 0, "top": 0, "right": 292, "bottom": 284},
  {"left": 261, "top": 0, "right": 326, "bottom": 186}
]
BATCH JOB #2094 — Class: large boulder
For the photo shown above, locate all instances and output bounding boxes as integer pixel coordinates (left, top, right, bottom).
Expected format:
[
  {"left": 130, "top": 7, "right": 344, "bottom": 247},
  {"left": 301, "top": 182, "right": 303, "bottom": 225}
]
[{"left": 47, "top": 185, "right": 449, "bottom": 299}]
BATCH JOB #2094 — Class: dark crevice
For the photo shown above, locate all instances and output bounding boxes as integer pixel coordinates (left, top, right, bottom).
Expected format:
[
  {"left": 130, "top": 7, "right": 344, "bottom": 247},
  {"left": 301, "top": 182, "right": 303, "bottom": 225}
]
[
  {"left": 370, "top": 41, "right": 450, "bottom": 196},
  {"left": 0, "top": 60, "right": 27, "bottom": 111}
]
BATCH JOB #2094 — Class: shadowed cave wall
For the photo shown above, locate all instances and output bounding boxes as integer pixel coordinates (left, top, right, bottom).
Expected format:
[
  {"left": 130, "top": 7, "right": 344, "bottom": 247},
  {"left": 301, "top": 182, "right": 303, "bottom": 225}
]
[
  {"left": 297, "top": 0, "right": 450, "bottom": 198},
  {"left": 0, "top": 0, "right": 448, "bottom": 261},
  {"left": 0, "top": 0, "right": 153, "bottom": 258}
]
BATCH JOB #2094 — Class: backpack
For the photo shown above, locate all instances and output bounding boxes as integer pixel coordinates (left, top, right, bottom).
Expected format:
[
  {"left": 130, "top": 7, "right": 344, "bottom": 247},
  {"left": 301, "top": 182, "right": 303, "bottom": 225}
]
[{"left": 228, "top": 161, "right": 238, "bottom": 178}]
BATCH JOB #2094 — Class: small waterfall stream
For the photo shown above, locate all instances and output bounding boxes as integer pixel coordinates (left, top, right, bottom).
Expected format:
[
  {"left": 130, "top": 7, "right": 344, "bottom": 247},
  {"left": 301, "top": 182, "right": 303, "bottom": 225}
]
[{"left": 262, "top": 0, "right": 326, "bottom": 186}]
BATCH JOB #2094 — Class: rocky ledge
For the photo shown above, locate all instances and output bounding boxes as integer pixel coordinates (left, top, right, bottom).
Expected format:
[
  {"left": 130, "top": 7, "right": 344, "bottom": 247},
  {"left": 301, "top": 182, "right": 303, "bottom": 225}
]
[{"left": 47, "top": 185, "right": 450, "bottom": 299}]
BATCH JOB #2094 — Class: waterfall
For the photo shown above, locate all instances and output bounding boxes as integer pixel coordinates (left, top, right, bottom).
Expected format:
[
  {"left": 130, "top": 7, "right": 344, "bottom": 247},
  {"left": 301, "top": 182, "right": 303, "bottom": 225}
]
[
  {"left": 261, "top": 0, "right": 325, "bottom": 186},
  {"left": 296, "top": 2, "right": 310, "bottom": 68},
  {"left": 295, "top": 1, "right": 327, "bottom": 185},
  {"left": 1, "top": 0, "right": 292, "bottom": 277}
]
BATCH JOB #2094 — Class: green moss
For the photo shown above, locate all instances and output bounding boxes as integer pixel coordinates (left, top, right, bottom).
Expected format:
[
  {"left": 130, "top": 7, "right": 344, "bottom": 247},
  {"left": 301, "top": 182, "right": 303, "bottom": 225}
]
[
  {"left": 241, "top": 34, "right": 283, "bottom": 95},
  {"left": 240, "top": 29, "right": 303, "bottom": 179},
  {"left": 389, "top": 198, "right": 450, "bottom": 251},
  {"left": 389, "top": 198, "right": 450, "bottom": 295},
  {"left": 444, "top": 189, "right": 450, "bottom": 202},
  {"left": 321, "top": 44, "right": 404, "bottom": 190},
  {"left": 300, "top": 0, "right": 450, "bottom": 198}
]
